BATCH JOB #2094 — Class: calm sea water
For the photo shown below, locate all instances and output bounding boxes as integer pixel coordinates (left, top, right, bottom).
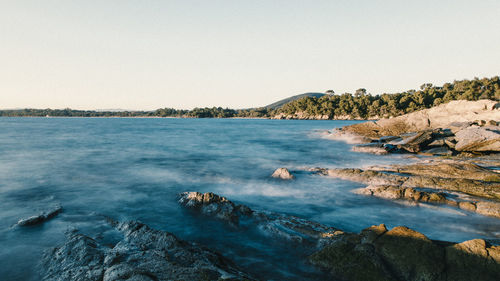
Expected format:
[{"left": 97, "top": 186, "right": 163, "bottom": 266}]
[{"left": 1, "top": 118, "right": 499, "bottom": 280}]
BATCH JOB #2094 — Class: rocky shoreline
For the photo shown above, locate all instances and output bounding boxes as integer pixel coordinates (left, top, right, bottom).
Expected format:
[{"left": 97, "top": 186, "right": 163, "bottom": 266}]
[{"left": 24, "top": 99, "right": 500, "bottom": 280}]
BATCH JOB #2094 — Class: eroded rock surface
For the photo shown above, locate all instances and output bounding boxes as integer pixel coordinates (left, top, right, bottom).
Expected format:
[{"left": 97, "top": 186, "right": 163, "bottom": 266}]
[{"left": 41, "top": 220, "right": 254, "bottom": 281}]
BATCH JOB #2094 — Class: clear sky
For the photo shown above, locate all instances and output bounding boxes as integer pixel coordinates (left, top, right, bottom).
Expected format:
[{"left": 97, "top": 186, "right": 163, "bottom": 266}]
[{"left": 1, "top": 0, "right": 499, "bottom": 110}]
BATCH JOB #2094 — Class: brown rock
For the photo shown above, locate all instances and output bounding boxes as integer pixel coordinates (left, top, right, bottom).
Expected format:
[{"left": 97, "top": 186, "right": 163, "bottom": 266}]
[{"left": 374, "top": 226, "right": 446, "bottom": 281}]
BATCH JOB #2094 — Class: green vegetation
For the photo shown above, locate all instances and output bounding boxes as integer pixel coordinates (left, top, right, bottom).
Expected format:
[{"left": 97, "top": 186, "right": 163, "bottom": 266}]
[
  {"left": 276, "top": 76, "right": 500, "bottom": 119},
  {"left": 1, "top": 76, "right": 498, "bottom": 119}
]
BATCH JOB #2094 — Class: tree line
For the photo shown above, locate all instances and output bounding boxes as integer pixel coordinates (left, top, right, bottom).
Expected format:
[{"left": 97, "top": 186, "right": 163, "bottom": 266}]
[{"left": 1, "top": 76, "right": 498, "bottom": 119}]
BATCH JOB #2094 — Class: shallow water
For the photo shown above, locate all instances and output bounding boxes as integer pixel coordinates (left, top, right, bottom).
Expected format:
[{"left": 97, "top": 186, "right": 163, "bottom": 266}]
[{"left": 1, "top": 118, "right": 499, "bottom": 280}]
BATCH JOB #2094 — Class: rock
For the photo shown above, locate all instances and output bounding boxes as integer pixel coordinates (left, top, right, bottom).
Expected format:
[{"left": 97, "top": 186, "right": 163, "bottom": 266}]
[
  {"left": 271, "top": 167, "right": 295, "bottom": 180},
  {"left": 359, "top": 224, "right": 388, "bottom": 244},
  {"left": 310, "top": 223, "right": 500, "bottom": 281},
  {"left": 391, "top": 161, "right": 500, "bottom": 182},
  {"left": 403, "top": 176, "right": 500, "bottom": 199},
  {"left": 342, "top": 100, "right": 500, "bottom": 139},
  {"left": 309, "top": 236, "right": 397, "bottom": 281},
  {"left": 475, "top": 201, "right": 500, "bottom": 218},
  {"left": 379, "top": 136, "right": 400, "bottom": 143},
  {"left": 179, "top": 192, "right": 339, "bottom": 244},
  {"left": 374, "top": 226, "right": 446, "bottom": 281},
  {"left": 351, "top": 143, "right": 389, "bottom": 155},
  {"left": 455, "top": 126, "right": 500, "bottom": 152},
  {"left": 178, "top": 192, "right": 246, "bottom": 224},
  {"left": 389, "top": 130, "right": 434, "bottom": 153},
  {"left": 446, "top": 239, "right": 500, "bottom": 281},
  {"left": 458, "top": 201, "right": 477, "bottom": 212},
  {"left": 41, "top": 221, "right": 255, "bottom": 281},
  {"left": 422, "top": 146, "right": 453, "bottom": 156},
  {"left": 17, "top": 205, "right": 62, "bottom": 226},
  {"left": 317, "top": 168, "right": 407, "bottom": 186}
]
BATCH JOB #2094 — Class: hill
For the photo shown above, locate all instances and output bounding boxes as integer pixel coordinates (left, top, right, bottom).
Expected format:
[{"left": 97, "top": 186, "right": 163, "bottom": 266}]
[{"left": 264, "top": 92, "right": 326, "bottom": 109}]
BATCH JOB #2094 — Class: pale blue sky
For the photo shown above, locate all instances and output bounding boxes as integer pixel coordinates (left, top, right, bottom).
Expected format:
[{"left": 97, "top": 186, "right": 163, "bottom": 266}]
[{"left": 1, "top": 0, "right": 499, "bottom": 110}]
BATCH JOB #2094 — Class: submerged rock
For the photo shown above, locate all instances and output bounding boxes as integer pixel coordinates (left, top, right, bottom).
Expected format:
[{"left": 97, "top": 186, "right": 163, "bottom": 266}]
[
  {"left": 271, "top": 167, "right": 295, "bottom": 180},
  {"left": 17, "top": 205, "right": 62, "bottom": 226},
  {"left": 41, "top": 220, "right": 255, "bottom": 281}
]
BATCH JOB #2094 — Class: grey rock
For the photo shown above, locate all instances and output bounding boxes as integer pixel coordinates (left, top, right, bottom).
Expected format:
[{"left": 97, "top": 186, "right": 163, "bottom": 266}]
[
  {"left": 41, "top": 221, "right": 255, "bottom": 281},
  {"left": 18, "top": 205, "right": 62, "bottom": 226}
]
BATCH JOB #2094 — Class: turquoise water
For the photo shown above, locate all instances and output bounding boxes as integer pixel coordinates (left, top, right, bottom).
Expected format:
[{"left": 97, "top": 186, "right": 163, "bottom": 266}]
[{"left": 1, "top": 118, "right": 499, "bottom": 280}]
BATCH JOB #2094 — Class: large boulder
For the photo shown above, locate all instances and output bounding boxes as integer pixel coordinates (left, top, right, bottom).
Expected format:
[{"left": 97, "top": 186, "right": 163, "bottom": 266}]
[{"left": 455, "top": 126, "right": 500, "bottom": 152}]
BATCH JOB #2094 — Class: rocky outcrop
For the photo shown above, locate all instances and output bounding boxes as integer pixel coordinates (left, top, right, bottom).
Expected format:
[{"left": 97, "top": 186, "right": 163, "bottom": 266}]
[
  {"left": 313, "top": 160, "right": 500, "bottom": 218},
  {"left": 341, "top": 100, "right": 499, "bottom": 139},
  {"left": 310, "top": 224, "right": 500, "bottom": 281},
  {"left": 179, "top": 192, "right": 340, "bottom": 244},
  {"left": 17, "top": 205, "right": 62, "bottom": 226},
  {"left": 328, "top": 100, "right": 500, "bottom": 154},
  {"left": 41, "top": 220, "right": 254, "bottom": 281},
  {"left": 271, "top": 167, "right": 295, "bottom": 180}
]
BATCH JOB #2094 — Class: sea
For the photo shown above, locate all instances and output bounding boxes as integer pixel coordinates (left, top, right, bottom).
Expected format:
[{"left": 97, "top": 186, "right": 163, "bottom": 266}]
[{"left": 1, "top": 118, "right": 499, "bottom": 280}]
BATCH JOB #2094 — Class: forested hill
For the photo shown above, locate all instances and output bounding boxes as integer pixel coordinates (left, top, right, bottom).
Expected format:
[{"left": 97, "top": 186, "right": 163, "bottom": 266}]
[
  {"left": 273, "top": 76, "right": 500, "bottom": 119},
  {"left": 1, "top": 76, "right": 498, "bottom": 119},
  {"left": 264, "top": 92, "right": 326, "bottom": 109}
]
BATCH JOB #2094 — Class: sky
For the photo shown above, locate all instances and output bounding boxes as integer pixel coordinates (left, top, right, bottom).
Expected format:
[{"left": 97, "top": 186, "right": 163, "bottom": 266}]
[{"left": 0, "top": 0, "right": 499, "bottom": 110}]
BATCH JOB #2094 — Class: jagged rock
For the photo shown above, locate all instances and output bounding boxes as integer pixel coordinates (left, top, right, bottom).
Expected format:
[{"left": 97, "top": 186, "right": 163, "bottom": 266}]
[
  {"left": 179, "top": 192, "right": 339, "bottom": 244},
  {"left": 178, "top": 192, "right": 249, "bottom": 224},
  {"left": 455, "top": 126, "right": 500, "bottom": 152},
  {"left": 41, "top": 221, "right": 254, "bottom": 281},
  {"left": 17, "top": 205, "right": 62, "bottom": 226},
  {"left": 271, "top": 167, "right": 295, "bottom": 180},
  {"left": 389, "top": 130, "right": 434, "bottom": 153}
]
